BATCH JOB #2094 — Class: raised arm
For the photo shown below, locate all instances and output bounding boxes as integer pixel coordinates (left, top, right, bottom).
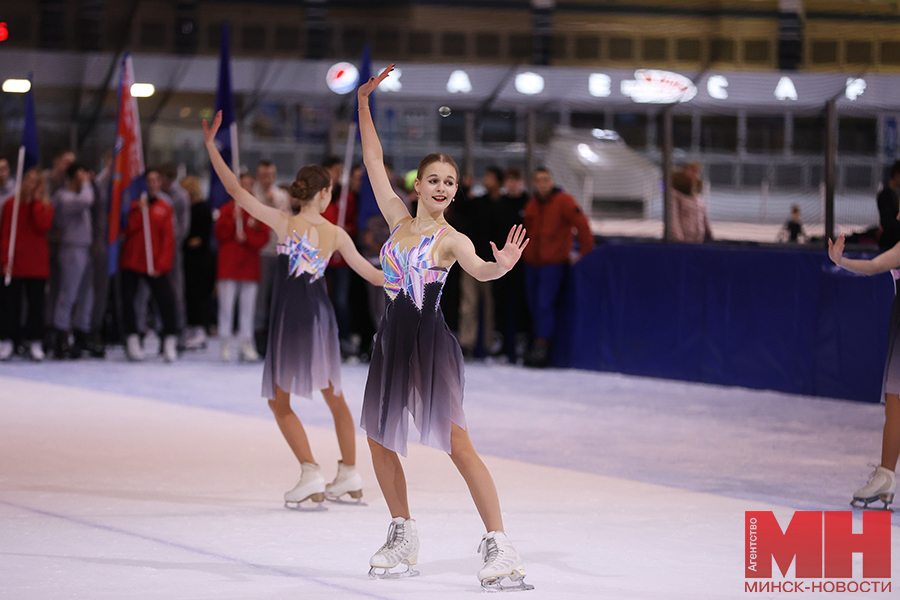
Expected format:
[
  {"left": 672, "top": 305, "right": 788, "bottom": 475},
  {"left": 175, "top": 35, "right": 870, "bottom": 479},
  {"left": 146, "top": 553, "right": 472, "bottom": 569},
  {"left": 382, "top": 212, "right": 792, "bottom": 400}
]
[
  {"left": 444, "top": 225, "right": 529, "bottom": 282},
  {"left": 203, "top": 111, "right": 289, "bottom": 239},
  {"left": 335, "top": 226, "right": 384, "bottom": 287},
  {"left": 829, "top": 234, "right": 900, "bottom": 276},
  {"left": 357, "top": 65, "right": 410, "bottom": 230}
]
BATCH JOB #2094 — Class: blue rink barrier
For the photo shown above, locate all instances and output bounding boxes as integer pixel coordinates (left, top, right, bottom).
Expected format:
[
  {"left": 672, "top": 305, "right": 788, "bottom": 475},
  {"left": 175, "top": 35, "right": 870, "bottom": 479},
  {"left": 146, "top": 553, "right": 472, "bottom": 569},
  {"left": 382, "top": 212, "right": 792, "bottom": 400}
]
[{"left": 553, "top": 241, "right": 894, "bottom": 403}]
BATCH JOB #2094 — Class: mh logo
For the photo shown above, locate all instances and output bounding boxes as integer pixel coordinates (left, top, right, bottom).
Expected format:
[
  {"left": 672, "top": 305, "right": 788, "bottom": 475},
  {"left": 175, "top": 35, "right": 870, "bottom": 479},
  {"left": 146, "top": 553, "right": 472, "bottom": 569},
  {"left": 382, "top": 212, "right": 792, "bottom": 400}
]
[{"left": 745, "top": 511, "right": 891, "bottom": 579}]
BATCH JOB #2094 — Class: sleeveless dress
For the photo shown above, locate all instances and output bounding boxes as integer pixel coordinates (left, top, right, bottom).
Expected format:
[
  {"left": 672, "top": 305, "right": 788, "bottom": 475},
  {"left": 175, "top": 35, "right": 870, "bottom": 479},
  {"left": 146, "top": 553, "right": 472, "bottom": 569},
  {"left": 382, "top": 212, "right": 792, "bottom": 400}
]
[
  {"left": 361, "top": 217, "right": 467, "bottom": 456},
  {"left": 261, "top": 215, "right": 342, "bottom": 400}
]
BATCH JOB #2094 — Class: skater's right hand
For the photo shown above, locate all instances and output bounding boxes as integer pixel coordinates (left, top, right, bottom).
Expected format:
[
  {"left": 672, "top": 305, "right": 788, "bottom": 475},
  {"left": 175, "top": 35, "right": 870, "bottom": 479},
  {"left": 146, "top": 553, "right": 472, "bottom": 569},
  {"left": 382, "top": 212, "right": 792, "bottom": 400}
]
[
  {"left": 357, "top": 64, "right": 394, "bottom": 102},
  {"left": 203, "top": 110, "right": 222, "bottom": 146},
  {"left": 828, "top": 234, "right": 845, "bottom": 266}
]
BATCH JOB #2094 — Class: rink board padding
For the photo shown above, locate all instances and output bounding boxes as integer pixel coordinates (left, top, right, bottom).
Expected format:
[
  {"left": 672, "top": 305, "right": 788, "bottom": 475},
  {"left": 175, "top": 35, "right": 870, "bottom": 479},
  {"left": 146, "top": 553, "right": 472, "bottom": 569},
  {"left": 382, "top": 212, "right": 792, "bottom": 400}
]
[{"left": 554, "top": 242, "right": 891, "bottom": 402}]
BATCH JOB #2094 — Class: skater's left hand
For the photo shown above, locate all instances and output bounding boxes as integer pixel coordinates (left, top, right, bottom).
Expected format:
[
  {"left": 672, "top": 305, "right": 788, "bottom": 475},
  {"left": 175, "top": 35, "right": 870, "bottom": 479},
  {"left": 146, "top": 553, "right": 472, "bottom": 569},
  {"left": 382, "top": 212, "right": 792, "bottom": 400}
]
[
  {"left": 491, "top": 225, "right": 529, "bottom": 272},
  {"left": 203, "top": 111, "right": 222, "bottom": 146},
  {"left": 828, "top": 234, "right": 845, "bottom": 266}
]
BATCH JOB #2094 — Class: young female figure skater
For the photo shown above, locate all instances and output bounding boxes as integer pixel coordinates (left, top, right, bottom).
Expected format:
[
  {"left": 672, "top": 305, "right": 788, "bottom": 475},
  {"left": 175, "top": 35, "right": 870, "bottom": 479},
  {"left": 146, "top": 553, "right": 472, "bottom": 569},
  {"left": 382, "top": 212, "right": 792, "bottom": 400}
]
[
  {"left": 358, "top": 66, "right": 534, "bottom": 592},
  {"left": 204, "top": 112, "right": 384, "bottom": 506},
  {"left": 828, "top": 234, "right": 898, "bottom": 510}
]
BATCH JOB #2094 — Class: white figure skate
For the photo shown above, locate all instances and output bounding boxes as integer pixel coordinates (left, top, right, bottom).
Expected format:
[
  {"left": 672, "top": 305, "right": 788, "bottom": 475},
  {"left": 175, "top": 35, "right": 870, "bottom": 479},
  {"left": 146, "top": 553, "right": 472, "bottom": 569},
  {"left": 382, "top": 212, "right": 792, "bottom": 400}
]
[
  {"left": 29, "top": 341, "right": 44, "bottom": 362},
  {"left": 284, "top": 462, "right": 326, "bottom": 509},
  {"left": 851, "top": 465, "right": 895, "bottom": 512},
  {"left": 325, "top": 461, "right": 363, "bottom": 503},
  {"left": 220, "top": 338, "right": 232, "bottom": 361},
  {"left": 477, "top": 531, "right": 534, "bottom": 592},
  {"left": 239, "top": 339, "right": 259, "bottom": 362},
  {"left": 125, "top": 334, "right": 144, "bottom": 361},
  {"left": 0, "top": 340, "right": 13, "bottom": 361},
  {"left": 369, "top": 517, "right": 419, "bottom": 579},
  {"left": 163, "top": 335, "right": 178, "bottom": 363}
]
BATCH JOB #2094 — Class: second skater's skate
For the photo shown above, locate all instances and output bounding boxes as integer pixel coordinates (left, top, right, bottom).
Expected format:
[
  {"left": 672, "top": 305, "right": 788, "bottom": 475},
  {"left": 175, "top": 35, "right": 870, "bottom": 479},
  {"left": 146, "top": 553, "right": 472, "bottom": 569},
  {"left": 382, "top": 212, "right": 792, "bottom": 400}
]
[
  {"left": 325, "top": 461, "right": 364, "bottom": 503},
  {"left": 851, "top": 465, "right": 895, "bottom": 511},
  {"left": 477, "top": 531, "right": 534, "bottom": 592},
  {"left": 369, "top": 517, "right": 419, "bottom": 579},
  {"left": 284, "top": 462, "right": 326, "bottom": 510}
]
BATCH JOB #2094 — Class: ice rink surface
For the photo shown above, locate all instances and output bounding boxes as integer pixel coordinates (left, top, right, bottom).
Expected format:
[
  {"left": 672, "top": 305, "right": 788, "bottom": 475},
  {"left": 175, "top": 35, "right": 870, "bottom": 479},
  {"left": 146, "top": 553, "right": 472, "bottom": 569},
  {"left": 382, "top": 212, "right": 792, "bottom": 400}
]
[{"left": 2, "top": 344, "right": 899, "bottom": 599}]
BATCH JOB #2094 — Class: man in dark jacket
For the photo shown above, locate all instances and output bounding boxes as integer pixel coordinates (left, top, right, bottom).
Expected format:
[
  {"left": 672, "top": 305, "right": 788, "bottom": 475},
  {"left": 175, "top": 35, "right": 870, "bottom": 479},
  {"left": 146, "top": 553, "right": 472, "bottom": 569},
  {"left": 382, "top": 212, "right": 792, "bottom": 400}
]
[{"left": 522, "top": 168, "right": 594, "bottom": 367}]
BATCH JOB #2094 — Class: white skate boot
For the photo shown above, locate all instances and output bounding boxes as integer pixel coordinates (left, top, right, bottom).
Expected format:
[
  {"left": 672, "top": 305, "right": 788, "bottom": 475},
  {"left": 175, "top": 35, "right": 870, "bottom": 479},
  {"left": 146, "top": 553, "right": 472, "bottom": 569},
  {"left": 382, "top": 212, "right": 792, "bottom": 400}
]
[
  {"left": 325, "top": 461, "right": 363, "bottom": 503},
  {"left": 239, "top": 338, "right": 259, "bottom": 362},
  {"left": 163, "top": 335, "right": 178, "bottom": 363},
  {"left": 284, "top": 462, "right": 326, "bottom": 509},
  {"left": 0, "top": 340, "right": 13, "bottom": 361},
  {"left": 220, "top": 338, "right": 232, "bottom": 361},
  {"left": 29, "top": 341, "right": 44, "bottom": 362},
  {"left": 369, "top": 517, "right": 419, "bottom": 579},
  {"left": 125, "top": 334, "right": 144, "bottom": 361},
  {"left": 851, "top": 465, "right": 895, "bottom": 511},
  {"left": 477, "top": 531, "right": 534, "bottom": 592}
]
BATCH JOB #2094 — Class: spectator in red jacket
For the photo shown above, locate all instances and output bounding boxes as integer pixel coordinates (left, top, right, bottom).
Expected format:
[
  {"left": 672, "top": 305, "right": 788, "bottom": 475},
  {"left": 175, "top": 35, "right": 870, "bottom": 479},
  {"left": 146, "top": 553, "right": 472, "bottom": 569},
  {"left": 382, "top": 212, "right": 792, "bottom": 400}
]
[
  {"left": 215, "top": 172, "right": 270, "bottom": 362},
  {"left": 119, "top": 168, "right": 180, "bottom": 362},
  {"left": 522, "top": 167, "right": 594, "bottom": 367},
  {"left": 0, "top": 169, "right": 54, "bottom": 361}
]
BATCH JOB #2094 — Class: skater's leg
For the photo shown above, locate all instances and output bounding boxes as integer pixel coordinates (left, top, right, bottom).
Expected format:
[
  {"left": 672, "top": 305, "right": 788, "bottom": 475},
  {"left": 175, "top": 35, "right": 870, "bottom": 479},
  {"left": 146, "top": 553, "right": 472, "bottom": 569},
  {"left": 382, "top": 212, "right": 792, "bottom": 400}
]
[
  {"left": 449, "top": 423, "right": 504, "bottom": 533},
  {"left": 321, "top": 382, "right": 356, "bottom": 466},
  {"left": 268, "top": 385, "right": 315, "bottom": 465},
  {"left": 881, "top": 393, "right": 900, "bottom": 471},
  {"left": 367, "top": 436, "right": 409, "bottom": 519}
]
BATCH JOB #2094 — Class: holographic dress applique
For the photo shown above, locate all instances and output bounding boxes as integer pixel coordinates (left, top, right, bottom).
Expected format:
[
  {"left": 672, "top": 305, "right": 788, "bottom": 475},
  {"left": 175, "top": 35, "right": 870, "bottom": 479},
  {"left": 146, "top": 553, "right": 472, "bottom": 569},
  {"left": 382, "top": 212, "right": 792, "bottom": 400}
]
[
  {"left": 278, "top": 230, "right": 332, "bottom": 282},
  {"left": 380, "top": 226, "right": 449, "bottom": 311}
]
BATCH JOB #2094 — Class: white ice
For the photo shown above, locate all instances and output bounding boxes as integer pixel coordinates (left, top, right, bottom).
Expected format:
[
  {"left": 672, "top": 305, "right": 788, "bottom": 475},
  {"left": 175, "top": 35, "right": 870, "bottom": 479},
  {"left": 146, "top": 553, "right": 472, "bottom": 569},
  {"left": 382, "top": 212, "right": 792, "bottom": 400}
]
[{"left": 1, "top": 344, "right": 899, "bottom": 599}]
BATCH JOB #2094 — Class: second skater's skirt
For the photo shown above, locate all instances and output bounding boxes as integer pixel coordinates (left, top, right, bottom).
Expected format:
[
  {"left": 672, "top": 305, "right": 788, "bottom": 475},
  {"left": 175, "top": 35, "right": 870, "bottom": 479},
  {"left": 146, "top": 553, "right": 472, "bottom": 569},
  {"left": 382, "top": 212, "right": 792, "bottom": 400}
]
[
  {"left": 261, "top": 255, "right": 341, "bottom": 400},
  {"left": 361, "top": 283, "right": 466, "bottom": 457},
  {"left": 882, "top": 278, "right": 900, "bottom": 403}
]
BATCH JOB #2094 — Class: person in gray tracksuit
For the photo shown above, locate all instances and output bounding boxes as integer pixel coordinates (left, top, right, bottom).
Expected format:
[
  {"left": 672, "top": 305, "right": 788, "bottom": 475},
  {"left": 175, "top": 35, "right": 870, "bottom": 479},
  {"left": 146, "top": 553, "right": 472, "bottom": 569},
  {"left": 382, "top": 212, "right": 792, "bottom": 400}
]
[
  {"left": 50, "top": 162, "right": 95, "bottom": 358},
  {"left": 159, "top": 163, "right": 190, "bottom": 333}
]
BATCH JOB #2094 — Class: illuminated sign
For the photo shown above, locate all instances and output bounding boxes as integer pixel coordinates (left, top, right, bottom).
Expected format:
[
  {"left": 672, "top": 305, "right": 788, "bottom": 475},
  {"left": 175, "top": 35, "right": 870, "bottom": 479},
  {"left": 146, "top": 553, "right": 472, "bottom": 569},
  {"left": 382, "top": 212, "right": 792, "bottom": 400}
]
[
  {"left": 2, "top": 79, "right": 31, "bottom": 93},
  {"left": 130, "top": 83, "right": 155, "bottom": 97},
  {"left": 707, "top": 75, "right": 729, "bottom": 100},
  {"left": 621, "top": 70, "right": 697, "bottom": 104},
  {"left": 589, "top": 73, "right": 612, "bottom": 98},
  {"left": 592, "top": 129, "right": 620, "bottom": 141},
  {"left": 774, "top": 76, "right": 797, "bottom": 101},
  {"left": 382, "top": 68, "right": 402, "bottom": 92},
  {"left": 326, "top": 62, "right": 359, "bottom": 95},
  {"left": 515, "top": 72, "right": 544, "bottom": 95},
  {"left": 447, "top": 70, "right": 472, "bottom": 94},
  {"left": 845, "top": 78, "right": 866, "bottom": 101}
]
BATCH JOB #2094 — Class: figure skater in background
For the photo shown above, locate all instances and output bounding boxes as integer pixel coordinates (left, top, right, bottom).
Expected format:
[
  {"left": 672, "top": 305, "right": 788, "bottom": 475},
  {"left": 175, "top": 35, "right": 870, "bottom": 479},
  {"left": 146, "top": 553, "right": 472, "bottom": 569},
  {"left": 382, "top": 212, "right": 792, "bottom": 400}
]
[
  {"left": 358, "top": 66, "right": 534, "bottom": 592},
  {"left": 204, "top": 112, "right": 384, "bottom": 507},
  {"left": 828, "top": 234, "right": 898, "bottom": 510}
]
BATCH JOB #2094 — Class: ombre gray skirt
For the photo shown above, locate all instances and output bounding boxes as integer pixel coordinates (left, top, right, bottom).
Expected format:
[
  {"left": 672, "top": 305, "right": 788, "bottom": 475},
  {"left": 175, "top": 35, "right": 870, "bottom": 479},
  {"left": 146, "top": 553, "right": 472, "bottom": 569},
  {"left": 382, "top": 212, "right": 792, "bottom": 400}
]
[
  {"left": 261, "top": 255, "right": 341, "bottom": 400},
  {"left": 361, "top": 282, "right": 466, "bottom": 457},
  {"left": 881, "top": 278, "right": 900, "bottom": 404}
]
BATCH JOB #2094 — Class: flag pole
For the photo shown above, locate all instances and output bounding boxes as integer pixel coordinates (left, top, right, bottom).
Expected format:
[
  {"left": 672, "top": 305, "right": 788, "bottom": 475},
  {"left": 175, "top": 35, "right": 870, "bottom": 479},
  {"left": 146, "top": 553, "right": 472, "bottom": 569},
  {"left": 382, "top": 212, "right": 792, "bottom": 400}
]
[
  {"left": 4, "top": 146, "right": 26, "bottom": 286},
  {"left": 140, "top": 192, "right": 155, "bottom": 276},
  {"left": 337, "top": 122, "right": 356, "bottom": 229}
]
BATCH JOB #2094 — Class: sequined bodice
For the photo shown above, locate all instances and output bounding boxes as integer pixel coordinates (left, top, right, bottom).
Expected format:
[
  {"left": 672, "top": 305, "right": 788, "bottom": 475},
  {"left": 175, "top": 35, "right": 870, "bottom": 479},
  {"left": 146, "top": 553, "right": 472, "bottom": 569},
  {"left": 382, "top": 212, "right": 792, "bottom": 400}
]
[
  {"left": 380, "top": 219, "right": 450, "bottom": 310},
  {"left": 278, "top": 220, "right": 334, "bottom": 282}
]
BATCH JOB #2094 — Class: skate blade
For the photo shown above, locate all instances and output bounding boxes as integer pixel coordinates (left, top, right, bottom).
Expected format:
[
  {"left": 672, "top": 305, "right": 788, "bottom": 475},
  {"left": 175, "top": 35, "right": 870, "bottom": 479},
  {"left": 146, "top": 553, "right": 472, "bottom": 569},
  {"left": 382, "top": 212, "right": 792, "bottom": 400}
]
[
  {"left": 326, "top": 489, "right": 366, "bottom": 506},
  {"left": 850, "top": 497, "right": 894, "bottom": 512},
  {"left": 368, "top": 562, "right": 419, "bottom": 580},
  {"left": 481, "top": 571, "right": 534, "bottom": 593},
  {"left": 284, "top": 495, "right": 327, "bottom": 512}
]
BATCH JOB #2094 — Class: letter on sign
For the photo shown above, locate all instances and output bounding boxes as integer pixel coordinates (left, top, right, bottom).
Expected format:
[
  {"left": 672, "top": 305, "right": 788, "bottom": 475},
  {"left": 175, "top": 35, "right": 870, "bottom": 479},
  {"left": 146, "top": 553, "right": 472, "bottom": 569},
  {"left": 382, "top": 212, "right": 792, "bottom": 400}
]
[
  {"left": 447, "top": 70, "right": 473, "bottom": 94},
  {"left": 589, "top": 73, "right": 612, "bottom": 98},
  {"left": 845, "top": 78, "right": 866, "bottom": 101},
  {"left": 707, "top": 75, "right": 728, "bottom": 100},
  {"left": 775, "top": 76, "right": 798, "bottom": 101}
]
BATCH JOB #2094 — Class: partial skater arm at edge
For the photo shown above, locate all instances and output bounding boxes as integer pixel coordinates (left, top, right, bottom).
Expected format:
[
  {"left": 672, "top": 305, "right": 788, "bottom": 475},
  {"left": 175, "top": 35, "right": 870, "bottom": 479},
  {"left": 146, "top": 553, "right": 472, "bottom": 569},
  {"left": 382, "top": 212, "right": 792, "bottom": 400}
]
[
  {"left": 336, "top": 227, "right": 384, "bottom": 287},
  {"left": 830, "top": 234, "right": 900, "bottom": 276}
]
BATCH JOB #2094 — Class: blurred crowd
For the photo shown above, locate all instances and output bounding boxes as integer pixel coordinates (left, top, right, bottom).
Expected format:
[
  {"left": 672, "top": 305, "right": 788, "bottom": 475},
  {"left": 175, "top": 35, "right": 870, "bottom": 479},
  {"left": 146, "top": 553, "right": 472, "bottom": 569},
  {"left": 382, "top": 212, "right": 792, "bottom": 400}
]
[{"left": 0, "top": 152, "right": 596, "bottom": 368}]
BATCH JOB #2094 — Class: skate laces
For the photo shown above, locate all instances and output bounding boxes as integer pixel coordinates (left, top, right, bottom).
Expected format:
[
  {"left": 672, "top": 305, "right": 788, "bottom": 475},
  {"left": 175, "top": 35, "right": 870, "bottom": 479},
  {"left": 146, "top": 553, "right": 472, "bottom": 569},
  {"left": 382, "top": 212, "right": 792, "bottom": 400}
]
[
  {"left": 377, "top": 521, "right": 405, "bottom": 555},
  {"left": 478, "top": 535, "right": 500, "bottom": 563}
]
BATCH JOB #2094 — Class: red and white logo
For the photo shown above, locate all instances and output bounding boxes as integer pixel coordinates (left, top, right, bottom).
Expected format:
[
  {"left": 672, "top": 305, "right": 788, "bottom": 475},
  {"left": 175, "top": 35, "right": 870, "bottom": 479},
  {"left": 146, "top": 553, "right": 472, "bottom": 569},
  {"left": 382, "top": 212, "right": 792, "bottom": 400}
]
[
  {"left": 620, "top": 70, "right": 697, "bottom": 104},
  {"left": 326, "top": 62, "right": 359, "bottom": 95}
]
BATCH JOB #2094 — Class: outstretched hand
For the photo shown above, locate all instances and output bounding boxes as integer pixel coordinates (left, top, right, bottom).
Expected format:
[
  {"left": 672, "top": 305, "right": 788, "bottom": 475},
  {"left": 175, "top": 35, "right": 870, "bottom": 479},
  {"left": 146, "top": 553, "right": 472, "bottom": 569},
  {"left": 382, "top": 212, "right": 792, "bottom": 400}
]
[
  {"left": 202, "top": 110, "right": 222, "bottom": 145},
  {"left": 828, "top": 234, "right": 845, "bottom": 266},
  {"left": 357, "top": 64, "right": 394, "bottom": 100},
  {"left": 491, "top": 225, "right": 529, "bottom": 272}
]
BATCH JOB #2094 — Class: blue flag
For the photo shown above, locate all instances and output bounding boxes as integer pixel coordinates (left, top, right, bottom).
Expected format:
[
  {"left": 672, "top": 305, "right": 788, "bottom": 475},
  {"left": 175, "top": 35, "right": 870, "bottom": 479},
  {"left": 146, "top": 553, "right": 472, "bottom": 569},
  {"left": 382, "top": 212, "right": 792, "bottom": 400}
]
[
  {"left": 355, "top": 45, "right": 381, "bottom": 233},
  {"left": 22, "top": 72, "right": 39, "bottom": 171},
  {"left": 208, "top": 20, "right": 237, "bottom": 210}
]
